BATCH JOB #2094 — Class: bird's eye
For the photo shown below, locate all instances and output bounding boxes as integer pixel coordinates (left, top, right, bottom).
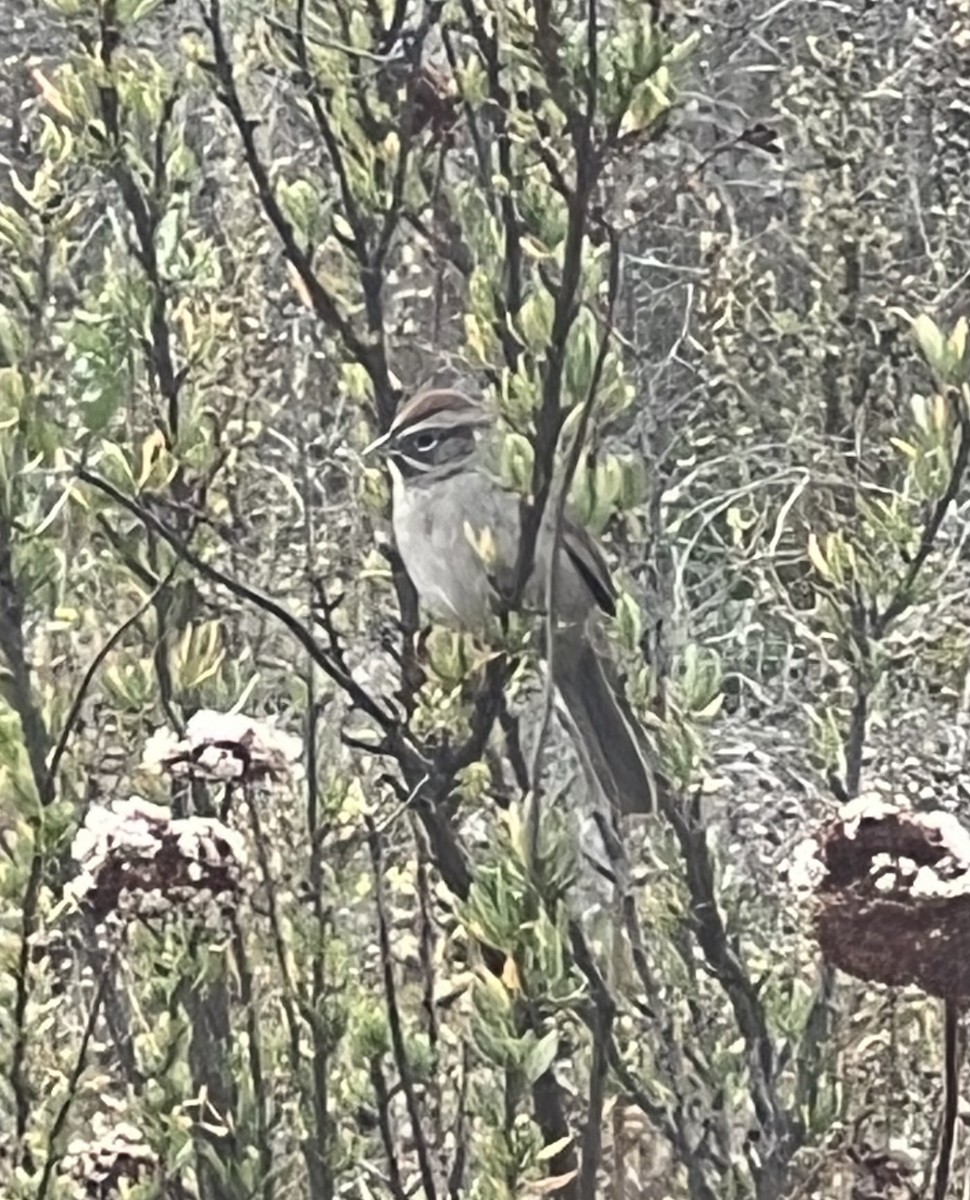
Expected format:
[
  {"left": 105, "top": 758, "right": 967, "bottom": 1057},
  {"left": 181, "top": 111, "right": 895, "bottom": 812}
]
[{"left": 412, "top": 431, "right": 439, "bottom": 453}]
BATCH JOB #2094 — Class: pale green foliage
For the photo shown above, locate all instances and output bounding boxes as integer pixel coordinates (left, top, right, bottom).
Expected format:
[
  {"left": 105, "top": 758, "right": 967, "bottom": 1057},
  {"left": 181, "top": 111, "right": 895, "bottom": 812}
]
[{"left": 0, "top": 0, "right": 968, "bottom": 1198}]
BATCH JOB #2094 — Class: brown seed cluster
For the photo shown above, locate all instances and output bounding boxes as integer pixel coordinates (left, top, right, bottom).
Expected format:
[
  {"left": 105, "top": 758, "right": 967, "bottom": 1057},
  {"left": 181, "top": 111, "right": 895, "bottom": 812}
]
[
  {"left": 67, "top": 797, "right": 247, "bottom": 920},
  {"left": 66, "top": 712, "right": 302, "bottom": 921},
  {"left": 790, "top": 795, "right": 970, "bottom": 998}
]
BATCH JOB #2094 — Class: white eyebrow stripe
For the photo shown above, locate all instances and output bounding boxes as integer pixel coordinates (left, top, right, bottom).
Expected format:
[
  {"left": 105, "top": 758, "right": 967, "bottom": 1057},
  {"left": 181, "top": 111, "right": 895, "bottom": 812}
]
[
  {"left": 389, "top": 450, "right": 436, "bottom": 475},
  {"left": 392, "top": 414, "right": 464, "bottom": 439},
  {"left": 388, "top": 399, "right": 490, "bottom": 439},
  {"left": 399, "top": 427, "right": 440, "bottom": 444}
]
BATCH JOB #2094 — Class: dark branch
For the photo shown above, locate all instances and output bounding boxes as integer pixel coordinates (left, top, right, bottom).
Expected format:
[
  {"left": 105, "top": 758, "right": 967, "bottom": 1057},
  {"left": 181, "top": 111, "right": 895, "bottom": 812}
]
[{"left": 367, "top": 819, "right": 439, "bottom": 1200}]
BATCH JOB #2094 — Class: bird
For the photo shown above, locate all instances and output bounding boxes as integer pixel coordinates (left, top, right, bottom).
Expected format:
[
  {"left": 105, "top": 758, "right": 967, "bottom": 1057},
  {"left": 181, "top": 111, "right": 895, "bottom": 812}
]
[{"left": 365, "top": 385, "right": 665, "bottom": 816}]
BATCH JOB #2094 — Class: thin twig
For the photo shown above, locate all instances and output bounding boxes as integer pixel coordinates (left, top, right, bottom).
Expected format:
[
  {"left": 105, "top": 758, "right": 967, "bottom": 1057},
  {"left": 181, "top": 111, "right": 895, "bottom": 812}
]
[
  {"left": 229, "top": 915, "right": 274, "bottom": 1200},
  {"left": 932, "top": 1000, "right": 962, "bottom": 1200},
  {"left": 875, "top": 387, "right": 970, "bottom": 634},
  {"left": 76, "top": 466, "right": 402, "bottom": 733},
  {"left": 414, "top": 829, "right": 443, "bottom": 1146},
  {"left": 35, "top": 962, "right": 112, "bottom": 1200},
  {"left": 245, "top": 788, "right": 304, "bottom": 1073},
  {"left": 46, "top": 567, "right": 178, "bottom": 791},
  {"left": 456, "top": 0, "right": 525, "bottom": 372},
  {"left": 446, "top": 1045, "right": 470, "bottom": 1197},
  {"left": 203, "top": 0, "right": 395, "bottom": 422},
  {"left": 578, "top": 971, "right": 612, "bottom": 1200},
  {"left": 528, "top": 225, "right": 622, "bottom": 833},
  {"left": 366, "top": 817, "right": 438, "bottom": 1200},
  {"left": 369, "top": 1056, "right": 409, "bottom": 1200},
  {"left": 299, "top": 437, "right": 336, "bottom": 1200},
  {"left": 665, "top": 790, "right": 795, "bottom": 1172}
]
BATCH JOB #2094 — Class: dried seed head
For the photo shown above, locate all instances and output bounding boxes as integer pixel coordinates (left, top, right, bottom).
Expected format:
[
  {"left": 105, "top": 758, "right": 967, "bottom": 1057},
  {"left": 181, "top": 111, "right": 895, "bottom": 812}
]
[
  {"left": 60, "top": 1117, "right": 157, "bottom": 1197},
  {"left": 142, "top": 709, "right": 303, "bottom": 783},
  {"left": 791, "top": 794, "right": 970, "bottom": 998},
  {"left": 67, "top": 797, "right": 247, "bottom": 921}
]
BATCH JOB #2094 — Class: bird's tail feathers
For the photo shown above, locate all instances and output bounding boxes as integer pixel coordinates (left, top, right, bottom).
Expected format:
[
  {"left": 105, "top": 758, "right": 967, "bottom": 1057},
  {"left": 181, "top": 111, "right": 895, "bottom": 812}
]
[{"left": 552, "top": 634, "right": 667, "bottom": 817}]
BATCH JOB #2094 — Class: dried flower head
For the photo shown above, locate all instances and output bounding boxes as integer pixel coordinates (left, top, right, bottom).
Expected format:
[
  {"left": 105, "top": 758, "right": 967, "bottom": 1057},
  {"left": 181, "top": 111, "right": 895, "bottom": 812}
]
[
  {"left": 60, "top": 1117, "right": 157, "bottom": 1198},
  {"left": 790, "top": 793, "right": 970, "bottom": 998},
  {"left": 142, "top": 709, "right": 303, "bottom": 783},
  {"left": 67, "top": 797, "right": 247, "bottom": 920}
]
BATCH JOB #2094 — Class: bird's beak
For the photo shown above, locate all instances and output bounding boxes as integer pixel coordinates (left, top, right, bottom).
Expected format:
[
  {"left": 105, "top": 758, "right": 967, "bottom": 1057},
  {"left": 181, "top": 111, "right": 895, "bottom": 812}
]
[{"left": 362, "top": 430, "right": 391, "bottom": 458}]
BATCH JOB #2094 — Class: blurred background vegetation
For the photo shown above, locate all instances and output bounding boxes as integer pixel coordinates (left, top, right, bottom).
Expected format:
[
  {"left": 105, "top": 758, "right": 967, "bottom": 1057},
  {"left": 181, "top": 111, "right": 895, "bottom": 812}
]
[{"left": 2, "top": 0, "right": 970, "bottom": 1196}]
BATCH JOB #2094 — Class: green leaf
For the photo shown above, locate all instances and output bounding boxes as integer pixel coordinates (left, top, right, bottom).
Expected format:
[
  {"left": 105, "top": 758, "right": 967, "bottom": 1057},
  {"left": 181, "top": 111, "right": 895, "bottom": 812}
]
[
  {"left": 0, "top": 311, "right": 25, "bottom": 364},
  {"left": 665, "top": 30, "right": 701, "bottom": 66},
  {"left": 889, "top": 437, "right": 918, "bottom": 459},
  {"left": 619, "top": 71, "right": 672, "bottom": 137},
  {"left": 694, "top": 692, "right": 724, "bottom": 721},
  {"left": 500, "top": 432, "right": 535, "bottom": 493},
  {"left": 126, "top": 0, "right": 165, "bottom": 19},
  {"left": 516, "top": 289, "right": 556, "bottom": 352},
  {"left": 537, "top": 1134, "right": 574, "bottom": 1162},
  {"left": 524, "top": 1028, "right": 559, "bottom": 1084},
  {"left": 81, "top": 387, "right": 122, "bottom": 433},
  {"left": 155, "top": 208, "right": 181, "bottom": 272},
  {"left": 614, "top": 591, "right": 642, "bottom": 653},
  {"left": 564, "top": 317, "right": 596, "bottom": 403},
  {"left": 912, "top": 313, "right": 956, "bottom": 381},
  {"left": 949, "top": 315, "right": 968, "bottom": 368},
  {"left": 807, "top": 532, "right": 832, "bottom": 580}
]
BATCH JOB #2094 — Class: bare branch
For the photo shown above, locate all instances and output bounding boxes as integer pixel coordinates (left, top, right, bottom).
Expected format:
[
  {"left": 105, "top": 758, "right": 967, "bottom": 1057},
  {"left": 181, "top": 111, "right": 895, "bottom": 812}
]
[
  {"left": 203, "top": 0, "right": 397, "bottom": 423},
  {"left": 875, "top": 388, "right": 970, "bottom": 633},
  {"left": 529, "top": 223, "right": 621, "bottom": 815},
  {"left": 76, "top": 465, "right": 404, "bottom": 735},
  {"left": 930, "top": 999, "right": 962, "bottom": 1200},
  {"left": 35, "top": 961, "right": 112, "bottom": 1200},
  {"left": 366, "top": 817, "right": 439, "bottom": 1200}
]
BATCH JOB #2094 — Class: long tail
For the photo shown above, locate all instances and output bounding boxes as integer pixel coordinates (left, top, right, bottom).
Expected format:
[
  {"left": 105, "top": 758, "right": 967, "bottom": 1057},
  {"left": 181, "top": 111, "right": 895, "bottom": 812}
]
[{"left": 552, "top": 634, "right": 665, "bottom": 817}]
